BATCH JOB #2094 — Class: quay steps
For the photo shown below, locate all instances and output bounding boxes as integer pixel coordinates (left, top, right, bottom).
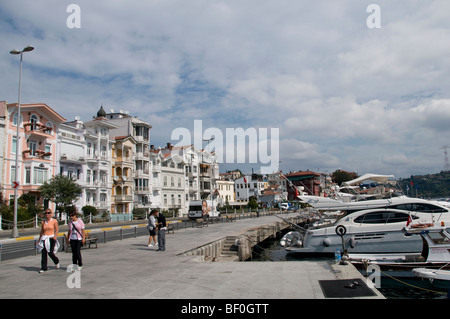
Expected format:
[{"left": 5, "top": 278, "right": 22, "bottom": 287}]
[{"left": 219, "top": 236, "right": 239, "bottom": 261}]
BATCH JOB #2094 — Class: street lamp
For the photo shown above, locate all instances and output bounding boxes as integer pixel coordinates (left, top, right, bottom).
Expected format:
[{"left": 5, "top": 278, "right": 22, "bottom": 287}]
[{"left": 10, "top": 45, "right": 34, "bottom": 238}]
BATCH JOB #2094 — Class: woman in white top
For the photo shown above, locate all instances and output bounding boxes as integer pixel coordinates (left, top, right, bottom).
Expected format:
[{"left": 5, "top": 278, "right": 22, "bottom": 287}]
[
  {"left": 147, "top": 210, "right": 158, "bottom": 248},
  {"left": 66, "top": 211, "right": 85, "bottom": 270}
]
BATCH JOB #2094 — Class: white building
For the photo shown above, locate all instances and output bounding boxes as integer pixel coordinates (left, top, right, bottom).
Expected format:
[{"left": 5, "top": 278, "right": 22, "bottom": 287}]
[
  {"left": 216, "top": 179, "right": 235, "bottom": 206},
  {"left": 57, "top": 108, "right": 118, "bottom": 217},
  {"left": 234, "top": 175, "right": 266, "bottom": 202},
  {"left": 157, "top": 143, "right": 219, "bottom": 217},
  {"left": 160, "top": 152, "right": 186, "bottom": 216}
]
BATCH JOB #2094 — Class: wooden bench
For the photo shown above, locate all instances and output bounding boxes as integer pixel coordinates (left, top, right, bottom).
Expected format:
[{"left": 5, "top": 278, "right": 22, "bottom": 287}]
[
  {"left": 167, "top": 223, "right": 175, "bottom": 234},
  {"left": 226, "top": 215, "right": 236, "bottom": 222},
  {"left": 196, "top": 218, "right": 208, "bottom": 228},
  {"left": 85, "top": 232, "right": 98, "bottom": 249}
]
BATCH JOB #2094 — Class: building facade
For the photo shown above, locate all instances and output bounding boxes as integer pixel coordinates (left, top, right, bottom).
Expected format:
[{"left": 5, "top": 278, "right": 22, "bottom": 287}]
[{"left": 1, "top": 101, "right": 66, "bottom": 210}]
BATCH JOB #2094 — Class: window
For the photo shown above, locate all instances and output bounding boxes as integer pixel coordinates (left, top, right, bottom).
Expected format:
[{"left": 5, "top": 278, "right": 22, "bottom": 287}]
[
  {"left": 393, "top": 203, "right": 447, "bottom": 213},
  {"left": 12, "top": 136, "right": 17, "bottom": 154},
  {"left": 33, "top": 167, "right": 48, "bottom": 184},
  {"left": 10, "top": 166, "right": 16, "bottom": 183},
  {"left": 25, "top": 168, "right": 31, "bottom": 184},
  {"left": 45, "top": 122, "right": 53, "bottom": 135},
  {"left": 13, "top": 113, "right": 23, "bottom": 126},
  {"left": 30, "top": 114, "right": 38, "bottom": 130},
  {"left": 45, "top": 144, "right": 51, "bottom": 159},
  {"left": 29, "top": 141, "right": 37, "bottom": 156},
  {"left": 354, "top": 211, "right": 418, "bottom": 224}
]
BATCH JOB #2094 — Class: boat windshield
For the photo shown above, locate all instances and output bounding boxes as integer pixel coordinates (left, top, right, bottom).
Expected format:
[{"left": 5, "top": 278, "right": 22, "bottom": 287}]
[{"left": 391, "top": 203, "right": 448, "bottom": 213}]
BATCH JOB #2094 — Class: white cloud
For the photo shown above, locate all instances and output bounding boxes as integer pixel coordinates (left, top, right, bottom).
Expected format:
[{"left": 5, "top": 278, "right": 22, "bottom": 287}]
[{"left": 2, "top": 0, "right": 450, "bottom": 178}]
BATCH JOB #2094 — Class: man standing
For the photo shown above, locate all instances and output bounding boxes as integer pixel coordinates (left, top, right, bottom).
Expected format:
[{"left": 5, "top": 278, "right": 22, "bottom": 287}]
[{"left": 156, "top": 211, "right": 167, "bottom": 251}]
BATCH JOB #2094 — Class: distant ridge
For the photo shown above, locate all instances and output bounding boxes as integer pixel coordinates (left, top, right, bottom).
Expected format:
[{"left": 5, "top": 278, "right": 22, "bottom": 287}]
[{"left": 399, "top": 171, "right": 450, "bottom": 198}]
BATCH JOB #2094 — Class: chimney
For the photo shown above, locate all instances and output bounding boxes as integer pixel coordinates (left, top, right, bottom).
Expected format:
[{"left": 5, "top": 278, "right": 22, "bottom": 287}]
[
  {"left": 167, "top": 142, "right": 172, "bottom": 150},
  {"left": 150, "top": 145, "right": 155, "bottom": 150}
]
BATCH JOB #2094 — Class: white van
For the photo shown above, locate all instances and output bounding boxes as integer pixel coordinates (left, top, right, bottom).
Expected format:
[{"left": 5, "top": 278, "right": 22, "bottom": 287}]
[
  {"left": 188, "top": 200, "right": 219, "bottom": 219},
  {"left": 280, "top": 203, "right": 289, "bottom": 210}
]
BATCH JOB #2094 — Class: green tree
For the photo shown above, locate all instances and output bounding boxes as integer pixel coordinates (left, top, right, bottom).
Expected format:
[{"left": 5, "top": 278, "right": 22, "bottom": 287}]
[
  {"left": 39, "top": 175, "right": 82, "bottom": 219},
  {"left": 82, "top": 205, "right": 98, "bottom": 217},
  {"left": 248, "top": 196, "right": 258, "bottom": 210},
  {"left": 332, "top": 170, "right": 358, "bottom": 186}
]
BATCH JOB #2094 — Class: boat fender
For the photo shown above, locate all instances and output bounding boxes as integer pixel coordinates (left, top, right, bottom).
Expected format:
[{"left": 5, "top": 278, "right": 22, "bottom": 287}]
[
  {"left": 349, "top": 236, "right": 356, "bottom": 249},
  {"left": 323, "top": 238, "right": 331, "bottom": 247}
]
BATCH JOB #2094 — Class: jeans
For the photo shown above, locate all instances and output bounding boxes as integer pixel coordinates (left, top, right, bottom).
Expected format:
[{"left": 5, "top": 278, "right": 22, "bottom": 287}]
[{"left": 157, "top": 229, "right": 166, "bottom": 251}]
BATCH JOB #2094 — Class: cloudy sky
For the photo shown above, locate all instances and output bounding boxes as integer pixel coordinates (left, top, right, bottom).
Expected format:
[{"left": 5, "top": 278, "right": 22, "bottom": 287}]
[{"left": 2, "top": 0, "right": 450, "bottom": 178}]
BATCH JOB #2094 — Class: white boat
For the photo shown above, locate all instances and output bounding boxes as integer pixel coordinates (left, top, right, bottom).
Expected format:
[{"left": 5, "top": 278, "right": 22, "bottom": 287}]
[
  {"left": 412, "top": 268, "right": 450, "bottom": 288},
  {"left": 349, "top": 224, "right": 450, "bottom": 272},
  {"left": 298, "top": 173, "right": 401, "bottom": 211},
  {"left": 284, "top": 197, "right": 450, "bottom": 255}
]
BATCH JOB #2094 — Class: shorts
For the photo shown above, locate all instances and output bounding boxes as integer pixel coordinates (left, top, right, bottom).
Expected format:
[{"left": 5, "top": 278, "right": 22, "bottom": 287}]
[{"left": 149, "top": 229, "right": 156, "bottom": 236}]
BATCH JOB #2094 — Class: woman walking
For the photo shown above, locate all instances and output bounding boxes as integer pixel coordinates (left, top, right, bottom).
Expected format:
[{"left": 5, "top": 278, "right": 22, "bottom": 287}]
[
  {"left": 66, "top": 211, "right": 85, "bottom": 271},
  {"left": 147, "top": 210, "right": 158, "bottom": 248},
  {"left": 38, "top": 209, "right": 60, "bottom": 273}
]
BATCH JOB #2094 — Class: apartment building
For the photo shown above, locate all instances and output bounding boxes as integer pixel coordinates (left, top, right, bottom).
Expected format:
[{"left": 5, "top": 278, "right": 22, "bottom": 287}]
[
  {"left": 234, "top": 175, "right": 266, "bottom": 202},
  {"left": 159, "top": 143, "right": 219, "bottom": 216},
  {"left": 106, "top": 109, "right": 152, "bottom": 217},
  {"left": 57, "top": 107, "right": 117, "bottom": 217},
  {"left": 0, "top": 101, "right": 66, "bottom": 210}
]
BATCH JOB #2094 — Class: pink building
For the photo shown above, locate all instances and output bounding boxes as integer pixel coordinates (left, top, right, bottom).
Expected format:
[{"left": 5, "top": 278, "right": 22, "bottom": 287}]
[{"left": 0, "top": 101, "right": 66, "bottom": 209}]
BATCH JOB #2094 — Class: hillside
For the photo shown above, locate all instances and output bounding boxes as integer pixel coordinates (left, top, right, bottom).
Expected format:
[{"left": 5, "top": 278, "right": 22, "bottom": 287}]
[{"left": 398, "top": 171, "right": 450, "bottom": 198}]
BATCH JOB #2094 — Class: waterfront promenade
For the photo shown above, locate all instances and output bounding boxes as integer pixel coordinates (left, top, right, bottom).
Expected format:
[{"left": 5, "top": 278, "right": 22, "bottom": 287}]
[{"left": 0, "top": 213, "right": 383, "bottom": 300}]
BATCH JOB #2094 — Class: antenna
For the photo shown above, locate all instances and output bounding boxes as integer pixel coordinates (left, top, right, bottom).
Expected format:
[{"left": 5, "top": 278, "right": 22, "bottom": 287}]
[{"left": 440, "top": 145, "right": 450, "bottom": 171}]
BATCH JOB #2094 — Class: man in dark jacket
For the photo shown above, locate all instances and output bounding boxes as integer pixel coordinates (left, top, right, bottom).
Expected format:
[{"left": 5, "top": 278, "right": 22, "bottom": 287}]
[{"left": 156, "top": 211, "right": 167, "bottom": 251}]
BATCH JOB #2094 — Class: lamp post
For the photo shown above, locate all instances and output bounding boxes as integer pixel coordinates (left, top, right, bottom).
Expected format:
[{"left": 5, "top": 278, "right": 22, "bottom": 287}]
[{"left": 10, "top": 45, "right": 34, "bottom": 238}]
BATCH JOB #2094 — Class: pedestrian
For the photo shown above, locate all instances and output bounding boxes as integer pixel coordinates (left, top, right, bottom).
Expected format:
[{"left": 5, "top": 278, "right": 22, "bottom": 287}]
[
  {"left": 37, "top": 209, "right": 60, "bottom": 273},
  {"left": 156, "top": 211, "right": 167, "bottom": 251},
  {"left": 66, "top": 210, "right": 85, "bottom": 271},
  {"left": 147, "top": 210, "right": 158, "bottom": 248}
]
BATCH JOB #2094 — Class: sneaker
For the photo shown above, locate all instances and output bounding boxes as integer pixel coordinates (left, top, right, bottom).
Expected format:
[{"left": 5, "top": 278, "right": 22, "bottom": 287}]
[
  {"left": 56, "top": 263, "right": 61, "bottom": 269},
  {"left": 148, "top": 244, "right": 153, "bottom": 247},
  {"left": 78, "top": 266, "right": 83, "bottom": 271},
  {"left": 39, "top": 269, "right": 46, "bottom": 273}
]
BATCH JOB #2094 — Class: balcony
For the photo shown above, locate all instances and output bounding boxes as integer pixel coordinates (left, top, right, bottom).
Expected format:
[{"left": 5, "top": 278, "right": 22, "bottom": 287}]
[
  {"left": 23, "top": 122, "right": 52, "bottom": 137},
  {"left": 135, "top": 186, "right": 149, "bottom": 194},
  {"left": 22, "top": 149, "right": 51, "bottom": 160},
  {"left": 114, "top": 195, "right": 133, "bottom": 203},
  {"left": 60, "top": 154, "right": 86, "bottom": 163}
]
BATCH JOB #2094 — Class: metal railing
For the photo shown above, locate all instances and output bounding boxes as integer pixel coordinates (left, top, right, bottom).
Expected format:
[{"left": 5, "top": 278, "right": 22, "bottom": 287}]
[{"left": 0, "top": 208, "right": 295, "bottom": 262}]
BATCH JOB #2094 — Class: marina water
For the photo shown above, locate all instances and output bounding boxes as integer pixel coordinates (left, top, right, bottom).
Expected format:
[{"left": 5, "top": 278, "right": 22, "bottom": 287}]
[{"left": 248, "top": 231, "right": 448, "bottom": 299}]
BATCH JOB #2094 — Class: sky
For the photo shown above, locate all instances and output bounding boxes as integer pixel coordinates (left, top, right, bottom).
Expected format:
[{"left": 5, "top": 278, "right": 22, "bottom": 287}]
[{"left": 1, "top": 0, "right": 450, "bottom": 178}]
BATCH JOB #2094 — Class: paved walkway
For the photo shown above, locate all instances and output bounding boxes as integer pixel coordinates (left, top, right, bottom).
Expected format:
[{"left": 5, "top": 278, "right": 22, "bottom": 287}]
[{"left": 0, "top": 213, "right": 383, "bottom": 300}]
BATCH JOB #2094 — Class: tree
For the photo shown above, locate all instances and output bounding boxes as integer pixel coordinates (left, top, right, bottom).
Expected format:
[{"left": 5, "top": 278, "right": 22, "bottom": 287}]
[
  {"left": 39, "top": 175, "right": 82, "bottom": 219},
  {"left": 332, "top": 170, "right": 358, "bottom": 186},
  {"left": 248, "top": 196, "right": 258, "bottom": 210},
  {"left": 82, "top": 205, "right": 98, "bottom": 217}
]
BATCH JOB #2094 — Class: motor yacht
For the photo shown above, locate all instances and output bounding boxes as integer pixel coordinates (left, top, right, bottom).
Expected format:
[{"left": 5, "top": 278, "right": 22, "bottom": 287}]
[{"left": 283, "top": 197, "right": 450, "bottom": 255}]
